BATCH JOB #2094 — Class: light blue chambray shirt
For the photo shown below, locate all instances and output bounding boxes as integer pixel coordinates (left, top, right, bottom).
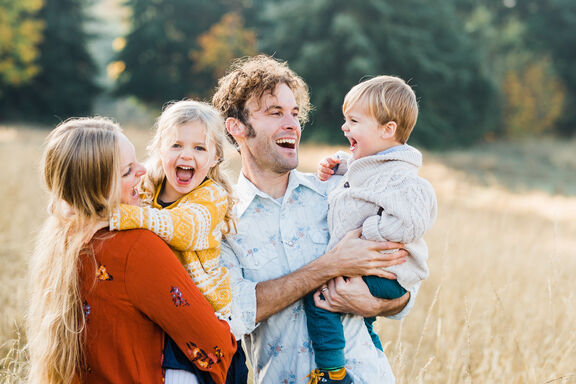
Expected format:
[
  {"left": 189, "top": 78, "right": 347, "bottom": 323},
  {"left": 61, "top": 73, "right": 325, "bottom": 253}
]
[{"left": 221, "top": 169, "right": 418, "bottom": 384}]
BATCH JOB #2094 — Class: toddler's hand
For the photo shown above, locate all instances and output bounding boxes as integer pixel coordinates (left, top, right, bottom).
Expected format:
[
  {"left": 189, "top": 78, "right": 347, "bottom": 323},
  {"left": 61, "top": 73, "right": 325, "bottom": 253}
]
[{"left": 317, "top": 156, "right": 340, "bottom": 181}]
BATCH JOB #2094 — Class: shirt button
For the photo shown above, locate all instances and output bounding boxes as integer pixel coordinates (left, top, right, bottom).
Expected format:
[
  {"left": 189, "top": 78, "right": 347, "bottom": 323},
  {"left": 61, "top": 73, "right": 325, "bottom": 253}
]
[
  {"left": 344, "top": 182, "right": 350, "bottom": 188},
  {"left": 288, "top": 241, "right": 294, "bottom": 247}
]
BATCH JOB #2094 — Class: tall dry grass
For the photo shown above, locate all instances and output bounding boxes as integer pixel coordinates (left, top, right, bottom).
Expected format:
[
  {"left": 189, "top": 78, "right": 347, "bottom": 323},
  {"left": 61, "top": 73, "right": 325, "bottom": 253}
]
[{"left": 1, "top": 125, "right": 575, "bottom": 383}]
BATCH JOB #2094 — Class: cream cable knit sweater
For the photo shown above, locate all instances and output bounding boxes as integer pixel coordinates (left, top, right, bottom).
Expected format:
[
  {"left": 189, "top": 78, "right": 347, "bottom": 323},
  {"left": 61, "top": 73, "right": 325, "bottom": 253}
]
[{"left": 327, "top": 145, "right": 437, "bottom": 290}]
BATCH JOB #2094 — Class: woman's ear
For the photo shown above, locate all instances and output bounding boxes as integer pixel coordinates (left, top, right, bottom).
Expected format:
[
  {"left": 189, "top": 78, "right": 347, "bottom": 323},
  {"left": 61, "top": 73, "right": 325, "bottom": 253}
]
[
  {"left": 226, "top": 117, "right": 245, "bottom": 139},
  {"left": 380, "top": 121, "right": 397, "bottom": 140}
]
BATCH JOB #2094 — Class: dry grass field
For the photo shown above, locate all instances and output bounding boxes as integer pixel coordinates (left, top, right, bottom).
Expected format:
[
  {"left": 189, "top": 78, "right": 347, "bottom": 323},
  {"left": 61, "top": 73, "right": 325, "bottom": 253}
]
[{"left": 1, "top": 124, "right": 575, "bottom": 383}]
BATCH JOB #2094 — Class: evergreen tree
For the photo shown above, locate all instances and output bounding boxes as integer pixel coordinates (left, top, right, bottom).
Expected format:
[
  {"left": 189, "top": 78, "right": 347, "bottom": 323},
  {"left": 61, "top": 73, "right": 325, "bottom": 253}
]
[
  {"left": 0, "top": 0, "right": 44, "bottom": 94},
  {"left": 115, "top": 0, "right": 228, "bottom": 105},
  {"left": 0, "top": 0, "right": 99, "bottom": 122},
  {"left": 258, "top": 0, "right": 498, "bottom": 148},
  {"left": 518, "top": 0, "right": 576, "bottom": 136}
]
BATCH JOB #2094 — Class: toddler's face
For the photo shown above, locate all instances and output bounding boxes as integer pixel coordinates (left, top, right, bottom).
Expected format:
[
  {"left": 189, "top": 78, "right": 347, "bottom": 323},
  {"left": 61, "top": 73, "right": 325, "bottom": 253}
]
[
  {"left": 341, "top": 102, "right": 383, "bottom": 160},
  {"left": 159, "top": 122, "right": 218, "bottom": 203}
]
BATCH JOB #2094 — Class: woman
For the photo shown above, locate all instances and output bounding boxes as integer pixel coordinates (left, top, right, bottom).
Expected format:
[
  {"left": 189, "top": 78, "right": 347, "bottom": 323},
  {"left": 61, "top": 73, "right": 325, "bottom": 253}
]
[{"left": 27, "top": 117, "right": 236, "bottom": 384}]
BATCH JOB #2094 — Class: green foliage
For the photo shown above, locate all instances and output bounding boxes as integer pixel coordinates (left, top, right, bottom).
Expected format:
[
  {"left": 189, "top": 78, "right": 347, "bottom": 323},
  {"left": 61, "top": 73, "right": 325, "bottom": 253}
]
[
  {"left": 257, "top": 0, "right": 498, "bottom": 148},
  {"left": 0, "top": 0, "right": 44, "bottom": 91},
  {"left": 517, "top": 0, "right": 576, "bottom": 135},
  {"left": 115, "top": 0, "right": 256, "bottom": 106},
  {"left": 0, "top": 0, "right": 99, "bottom": 122}
]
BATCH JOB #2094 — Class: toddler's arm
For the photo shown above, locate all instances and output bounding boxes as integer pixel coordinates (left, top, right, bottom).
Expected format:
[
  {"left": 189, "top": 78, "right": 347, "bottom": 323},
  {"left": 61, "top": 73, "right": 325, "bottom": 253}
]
[{"left": 110, "top": 195, "right": 227, "bottom": 252}]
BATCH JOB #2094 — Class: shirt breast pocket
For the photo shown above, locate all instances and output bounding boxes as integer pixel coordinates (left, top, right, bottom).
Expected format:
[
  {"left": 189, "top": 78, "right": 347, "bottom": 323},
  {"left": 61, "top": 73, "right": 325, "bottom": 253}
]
[
  {"left": 307, "top": 229, "right": 329, "bottom": 259},
  {"left": 237, "top": 243, "right": 283, "bottom": 281}
]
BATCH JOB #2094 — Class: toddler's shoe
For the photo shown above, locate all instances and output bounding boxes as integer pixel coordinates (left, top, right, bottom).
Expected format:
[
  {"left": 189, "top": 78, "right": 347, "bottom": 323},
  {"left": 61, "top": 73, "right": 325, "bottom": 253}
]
[{"left": 306, "top": 368, "right": 353, "bottom": 384}]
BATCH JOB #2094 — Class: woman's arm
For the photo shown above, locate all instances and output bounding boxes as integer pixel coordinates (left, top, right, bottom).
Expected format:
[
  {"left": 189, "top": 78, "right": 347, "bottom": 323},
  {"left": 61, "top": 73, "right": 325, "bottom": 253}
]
[{"left": 125, "top": 231, "right": 236, "bottom": 384}]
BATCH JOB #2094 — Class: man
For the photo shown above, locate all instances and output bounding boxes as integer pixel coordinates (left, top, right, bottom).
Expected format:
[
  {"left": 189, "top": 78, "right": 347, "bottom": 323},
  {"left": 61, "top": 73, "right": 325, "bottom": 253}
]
[{"left": 213, "top": 55, "right": 418, "bottom": 384}]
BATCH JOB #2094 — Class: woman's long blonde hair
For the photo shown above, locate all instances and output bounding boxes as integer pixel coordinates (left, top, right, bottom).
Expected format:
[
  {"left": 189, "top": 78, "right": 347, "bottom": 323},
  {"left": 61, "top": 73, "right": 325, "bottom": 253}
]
[
  {"left": 27, "top": 117, "right": 123, "bottom": 384},
  {"left": 141, "top": 99, "right": 236, "bottom": 234}
]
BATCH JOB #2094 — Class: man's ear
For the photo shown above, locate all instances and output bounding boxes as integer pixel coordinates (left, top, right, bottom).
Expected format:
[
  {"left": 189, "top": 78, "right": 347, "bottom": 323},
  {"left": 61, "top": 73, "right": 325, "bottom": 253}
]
[
  {"left": 380, "top": 121, "right": 397, "bottom": 140},
  {"left": 226, "top": 117, "right": 245, "bottom": 139}
]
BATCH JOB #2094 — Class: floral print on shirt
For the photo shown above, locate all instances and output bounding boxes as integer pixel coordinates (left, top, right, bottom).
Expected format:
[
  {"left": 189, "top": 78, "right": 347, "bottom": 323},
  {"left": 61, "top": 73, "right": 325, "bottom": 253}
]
[{"left": 221, "top": 170, "right": 399, "bottom": 383}]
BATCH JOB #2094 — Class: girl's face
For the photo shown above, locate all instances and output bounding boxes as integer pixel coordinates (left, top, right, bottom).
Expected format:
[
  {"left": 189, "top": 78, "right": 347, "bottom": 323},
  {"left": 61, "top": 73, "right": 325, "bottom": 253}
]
[
  {"left": 119, "top": 134, "right": 146, "bottom": 206},
  {"left": 159, "top": 122, "right": 218, "bottom": 203}
]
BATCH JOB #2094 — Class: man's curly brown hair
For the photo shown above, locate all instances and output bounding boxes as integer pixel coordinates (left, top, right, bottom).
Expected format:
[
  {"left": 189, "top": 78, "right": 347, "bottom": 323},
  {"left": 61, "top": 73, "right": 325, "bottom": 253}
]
[{"left": 212, "top": 55, "right": 311, "bottom": 146}]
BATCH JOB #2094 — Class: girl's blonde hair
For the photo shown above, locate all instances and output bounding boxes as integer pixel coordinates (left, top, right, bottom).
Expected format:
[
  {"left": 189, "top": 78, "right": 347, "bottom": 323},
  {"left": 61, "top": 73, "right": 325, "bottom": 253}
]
[
  {"left": 141, "top": 99, "right": 236, "bottom": 234},
  {"left": 27, "top": 117, "right": 123, "bottom": 384}
]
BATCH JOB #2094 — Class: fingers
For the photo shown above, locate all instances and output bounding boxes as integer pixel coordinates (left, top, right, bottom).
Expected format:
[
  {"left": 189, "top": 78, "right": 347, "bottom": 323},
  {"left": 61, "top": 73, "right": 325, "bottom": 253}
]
[
  {"left": 317, "top": 157, "right": 340, "bottom": 181},
  {"left": 325, "top": 157, "right": 340, "bottom": 168},
  {"left": 313, "top": 290, "right": 331, "bottom": 310},
  {"left": 369, "top": 269, "right": 399, "bottom": 280},
  {"left": 341, "top": 228, "right": 363, "bottom": 240},
  {"left": 370, "top": 240, "right": 406, "bottom": 252}
]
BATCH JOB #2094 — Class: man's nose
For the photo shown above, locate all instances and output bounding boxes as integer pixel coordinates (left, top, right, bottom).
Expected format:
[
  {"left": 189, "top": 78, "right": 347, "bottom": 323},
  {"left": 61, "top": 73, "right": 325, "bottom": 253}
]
[{"left": 282, "top": 114, "right": 301, "bottom": 131}]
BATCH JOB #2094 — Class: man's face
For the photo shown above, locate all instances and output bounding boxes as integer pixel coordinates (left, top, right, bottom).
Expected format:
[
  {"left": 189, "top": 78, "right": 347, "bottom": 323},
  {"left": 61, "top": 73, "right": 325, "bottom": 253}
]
[{"left": 242, "top": 83, "right": 301, "bottom": 174}]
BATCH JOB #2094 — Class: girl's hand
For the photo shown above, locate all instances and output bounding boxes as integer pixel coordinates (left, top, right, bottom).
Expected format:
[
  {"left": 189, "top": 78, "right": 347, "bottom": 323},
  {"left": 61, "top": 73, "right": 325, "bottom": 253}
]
[{"left": 317, "top": 156, "right": 340, "bottom": 181}]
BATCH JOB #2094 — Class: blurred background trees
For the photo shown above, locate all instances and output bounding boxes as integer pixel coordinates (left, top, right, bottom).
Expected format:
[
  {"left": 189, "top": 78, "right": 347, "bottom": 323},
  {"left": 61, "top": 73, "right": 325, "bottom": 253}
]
[
  {"left": 0, "top": 0, "right": 99, "bottom": 122},
  {"left": 0, "top": 0, "right": 574, "bottom": 148}
]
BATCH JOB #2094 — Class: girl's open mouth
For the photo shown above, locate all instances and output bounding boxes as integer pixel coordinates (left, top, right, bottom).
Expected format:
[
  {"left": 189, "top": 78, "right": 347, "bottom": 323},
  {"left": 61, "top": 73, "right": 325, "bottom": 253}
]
[{"left": 176, "top": 166, "right": 195, "bottom": 184}]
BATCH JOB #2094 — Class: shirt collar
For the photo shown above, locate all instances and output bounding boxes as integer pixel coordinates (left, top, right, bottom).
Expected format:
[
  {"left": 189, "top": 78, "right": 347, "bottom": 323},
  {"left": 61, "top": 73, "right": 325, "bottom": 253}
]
[
  {"left": 375, "top": 144, "right": 408, "bottom": 156},
  {"left": 235, "top": 169, "right": 324, "bottom": 217}
]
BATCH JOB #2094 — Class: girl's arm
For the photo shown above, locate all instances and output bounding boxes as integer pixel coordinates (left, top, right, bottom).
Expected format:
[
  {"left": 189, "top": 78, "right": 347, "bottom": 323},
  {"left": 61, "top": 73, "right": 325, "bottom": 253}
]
[
  {"left": 125, "top": 231, "right": 236, "bottom": 384},
  {"left": 110, "top": 187, "right": 227, "bottom": 252}
]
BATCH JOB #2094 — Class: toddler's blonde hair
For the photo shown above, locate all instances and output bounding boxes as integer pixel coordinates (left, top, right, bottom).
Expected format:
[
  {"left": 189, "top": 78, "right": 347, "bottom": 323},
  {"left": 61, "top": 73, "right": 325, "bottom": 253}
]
[{"left": 343, "top": 75, "right": 418, "bottom": 144}]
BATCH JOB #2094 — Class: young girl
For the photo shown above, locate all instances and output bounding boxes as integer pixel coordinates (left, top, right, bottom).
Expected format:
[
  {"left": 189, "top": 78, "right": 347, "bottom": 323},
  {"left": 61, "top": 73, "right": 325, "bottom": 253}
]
[
  {"left": 27, "top": 117, "right": 235, "bottom": 384},
  {"left": 109, "top": 100, "right": 243, "bottom": 382}
]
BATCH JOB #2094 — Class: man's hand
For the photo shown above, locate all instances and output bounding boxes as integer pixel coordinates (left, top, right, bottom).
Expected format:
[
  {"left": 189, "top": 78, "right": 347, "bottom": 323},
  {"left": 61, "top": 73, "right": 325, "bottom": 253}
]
[
  {"left": 325, "top": 228, "right": 407, "bottom": 278},
  {"left": 317, "top": 156, "right": 340, "bottom": 181},
  {"left": 313, "top": 276, "right": 410, "bottom": 317}
]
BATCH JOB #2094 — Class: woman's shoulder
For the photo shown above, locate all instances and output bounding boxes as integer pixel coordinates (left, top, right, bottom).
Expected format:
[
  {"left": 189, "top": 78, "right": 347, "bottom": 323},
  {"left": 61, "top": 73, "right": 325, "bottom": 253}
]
[{"left": 100, "top": 228, "right": 169, "bottom": 251}]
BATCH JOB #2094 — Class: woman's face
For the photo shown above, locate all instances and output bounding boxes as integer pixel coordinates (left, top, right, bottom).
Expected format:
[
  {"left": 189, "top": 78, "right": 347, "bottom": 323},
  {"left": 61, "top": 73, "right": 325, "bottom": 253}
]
[{"left": 118, "top": 134, "right": 146, "bottom": 206}]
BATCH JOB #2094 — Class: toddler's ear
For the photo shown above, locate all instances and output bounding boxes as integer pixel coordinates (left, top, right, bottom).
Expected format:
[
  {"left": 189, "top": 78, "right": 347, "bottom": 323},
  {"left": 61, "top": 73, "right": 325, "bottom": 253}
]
[{"left": 380, "top": 121, "right": 397, "bottom": 140}]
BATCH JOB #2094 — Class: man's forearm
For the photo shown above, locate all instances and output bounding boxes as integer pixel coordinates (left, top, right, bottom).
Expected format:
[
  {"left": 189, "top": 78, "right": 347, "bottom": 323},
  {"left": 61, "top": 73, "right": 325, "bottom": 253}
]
[
  {"left": 254, "top": 255, "right": 337, "bottom": 323},
  {"left": 253, "top": 230, "right": 409, "bottom": 323}
]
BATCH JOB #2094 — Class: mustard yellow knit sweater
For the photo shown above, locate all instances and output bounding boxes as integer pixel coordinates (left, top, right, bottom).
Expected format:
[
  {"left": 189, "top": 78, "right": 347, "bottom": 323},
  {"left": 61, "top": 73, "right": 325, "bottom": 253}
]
[{"left": 110, "top": 179, "right": 231, "bottom": 320}]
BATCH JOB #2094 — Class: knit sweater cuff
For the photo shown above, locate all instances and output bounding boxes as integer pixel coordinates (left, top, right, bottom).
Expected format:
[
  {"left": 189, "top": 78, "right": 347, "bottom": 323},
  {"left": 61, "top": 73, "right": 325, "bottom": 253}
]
[
  {"left": 362, "top": 215, "right": 386, "bottom": 241},
  {"left": 109, "top": 208, "right": 121, "bottom": 230}
]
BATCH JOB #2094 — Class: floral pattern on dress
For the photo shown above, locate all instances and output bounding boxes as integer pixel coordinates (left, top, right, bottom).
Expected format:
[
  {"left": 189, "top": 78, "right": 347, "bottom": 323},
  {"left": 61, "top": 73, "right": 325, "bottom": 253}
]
[
  {"left": 185, "top": 341, "right": 223, "bottom": 369},
  {"left": 97, "top": 265, "right": 113, "bottom": 281},
  {"left": 170, "top": 286, "right": 190, "bottom": 307},
  {"left": 83, "top": 301, "right": 91, "bottom": 322}
]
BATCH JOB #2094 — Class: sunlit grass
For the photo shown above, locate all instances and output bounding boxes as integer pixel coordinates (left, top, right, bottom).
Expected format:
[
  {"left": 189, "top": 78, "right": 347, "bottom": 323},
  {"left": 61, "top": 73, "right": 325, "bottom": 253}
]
[{"left": 1, "top": 125, "right": 575, "bottom": 383}]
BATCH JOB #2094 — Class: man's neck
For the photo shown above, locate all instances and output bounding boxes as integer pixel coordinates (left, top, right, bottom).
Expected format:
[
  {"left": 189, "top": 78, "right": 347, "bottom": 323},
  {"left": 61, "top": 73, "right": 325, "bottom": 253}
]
[{"left": 241, "top": 166, "right": 290, "bottom": 199}]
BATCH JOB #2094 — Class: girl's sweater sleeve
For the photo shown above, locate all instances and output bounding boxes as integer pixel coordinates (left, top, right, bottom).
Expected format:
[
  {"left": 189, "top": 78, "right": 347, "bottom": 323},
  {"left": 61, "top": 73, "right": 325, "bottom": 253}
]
[
  {"left": 125, "top": 230, "right": 236, "bottom": 384},
  {"left": 361, "top": 177, "right": 438, "bottom": 243},
  {"left": 110, "top": 192, "right": 227, "bottom": 252}
]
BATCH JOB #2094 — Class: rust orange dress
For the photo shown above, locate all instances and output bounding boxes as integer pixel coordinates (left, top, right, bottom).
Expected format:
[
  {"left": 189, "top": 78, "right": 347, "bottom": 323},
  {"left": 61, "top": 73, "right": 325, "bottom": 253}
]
[{"left": 79, "top": 229, "right": 236, "bottom": 383}]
